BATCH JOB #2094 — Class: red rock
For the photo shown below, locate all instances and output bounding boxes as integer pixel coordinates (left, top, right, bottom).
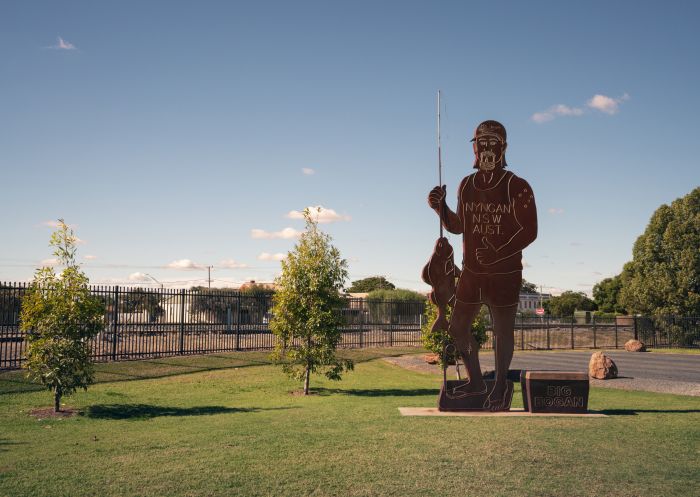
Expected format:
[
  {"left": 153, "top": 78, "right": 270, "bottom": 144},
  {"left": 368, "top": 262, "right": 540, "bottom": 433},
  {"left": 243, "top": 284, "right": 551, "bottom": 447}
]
[
  {"left": 588, "top": 351, "right": 618, "bottom": 380},
  {"left": 624, "top": 339, "right": 646, "bottom": 352},
  {"left": 424, "top": 354, "right": 440, "bottom": 364}
]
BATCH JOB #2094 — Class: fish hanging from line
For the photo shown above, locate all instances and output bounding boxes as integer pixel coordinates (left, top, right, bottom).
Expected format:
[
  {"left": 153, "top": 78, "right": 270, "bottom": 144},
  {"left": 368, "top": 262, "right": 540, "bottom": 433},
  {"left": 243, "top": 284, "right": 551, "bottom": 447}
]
[{"left": 421, "top": 237, "right": 460, "bottom": 333}]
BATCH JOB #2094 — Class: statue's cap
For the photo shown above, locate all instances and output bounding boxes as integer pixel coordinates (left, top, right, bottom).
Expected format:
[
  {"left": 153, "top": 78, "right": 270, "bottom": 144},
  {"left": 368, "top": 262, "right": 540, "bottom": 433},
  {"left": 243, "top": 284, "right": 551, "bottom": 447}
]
[{"left": 470, "top": 120, "right": 507, "bottom": 142}]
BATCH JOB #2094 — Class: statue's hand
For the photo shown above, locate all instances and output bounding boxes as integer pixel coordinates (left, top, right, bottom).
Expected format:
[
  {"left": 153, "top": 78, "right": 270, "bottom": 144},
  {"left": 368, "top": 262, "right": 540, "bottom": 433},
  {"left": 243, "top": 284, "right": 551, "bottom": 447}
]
[
  {"left": 428, "top": 185, "right": 446, "bottom": 210},
  {"left": 476, "top": 237, "right": 499, "bottom": 265}
]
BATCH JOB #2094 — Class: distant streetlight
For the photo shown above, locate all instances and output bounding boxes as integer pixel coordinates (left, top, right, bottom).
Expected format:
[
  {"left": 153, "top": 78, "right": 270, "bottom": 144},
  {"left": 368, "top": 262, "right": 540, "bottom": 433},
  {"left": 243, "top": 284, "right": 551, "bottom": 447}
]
[{"left": 144, "top": 273, "right": 164, "bottom": 289}]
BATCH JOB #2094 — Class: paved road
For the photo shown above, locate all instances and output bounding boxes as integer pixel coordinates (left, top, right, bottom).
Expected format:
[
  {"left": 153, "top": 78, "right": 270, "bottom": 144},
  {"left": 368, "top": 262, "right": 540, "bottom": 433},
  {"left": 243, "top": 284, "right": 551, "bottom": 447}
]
[
  {"left": 387, "top": 351, "right": 700, "bottom": 396},
  {"left": 479, "top": 350, "right": 700, "bottom": 396}
]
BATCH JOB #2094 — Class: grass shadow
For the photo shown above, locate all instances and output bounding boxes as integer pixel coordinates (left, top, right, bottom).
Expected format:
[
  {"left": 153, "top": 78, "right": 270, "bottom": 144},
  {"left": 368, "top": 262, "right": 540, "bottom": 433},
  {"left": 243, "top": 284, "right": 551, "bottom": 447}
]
[
  {"left": 315, "top": 387, "right": 438, "bottom": 397},
  {"left": 0, "top": 439, "right": 26, "bottom": 452},
  {"left": 82, "top": 403, "right": 293, "bottom": 420}
]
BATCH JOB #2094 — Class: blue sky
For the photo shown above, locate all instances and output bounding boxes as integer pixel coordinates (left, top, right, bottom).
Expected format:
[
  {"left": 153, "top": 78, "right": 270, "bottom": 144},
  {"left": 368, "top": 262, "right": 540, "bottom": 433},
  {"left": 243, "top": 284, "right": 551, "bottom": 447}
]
[{"left": 1, "top": 1, "right": 698, "bottom": 295}]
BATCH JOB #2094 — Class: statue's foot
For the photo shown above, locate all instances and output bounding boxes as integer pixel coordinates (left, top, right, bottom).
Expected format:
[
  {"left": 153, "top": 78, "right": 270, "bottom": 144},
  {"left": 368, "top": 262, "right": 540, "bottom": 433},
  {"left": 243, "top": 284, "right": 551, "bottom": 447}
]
[
  {"left": 447, "top": 379, "right": 487, "bottom": 399},
  {"left": 485, "top": 381, "right": 512, "bottom": 411},
  {"left": 484, "top": 382, "right": 510, "bottom": 412}
]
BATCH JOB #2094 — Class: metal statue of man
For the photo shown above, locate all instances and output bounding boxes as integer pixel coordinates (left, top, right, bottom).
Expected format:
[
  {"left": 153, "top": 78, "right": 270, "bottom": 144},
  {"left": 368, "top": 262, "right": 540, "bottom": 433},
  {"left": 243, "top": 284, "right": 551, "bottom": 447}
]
[{"left": 428, "top": 120, "right": 538, "bottom": 410}]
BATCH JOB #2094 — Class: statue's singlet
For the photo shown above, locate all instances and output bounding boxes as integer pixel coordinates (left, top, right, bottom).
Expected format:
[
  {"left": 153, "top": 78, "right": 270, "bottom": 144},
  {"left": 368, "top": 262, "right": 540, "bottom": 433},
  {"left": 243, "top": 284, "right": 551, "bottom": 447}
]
[{"left": 459, "top": 170, "right": 524, "bottom": 274}]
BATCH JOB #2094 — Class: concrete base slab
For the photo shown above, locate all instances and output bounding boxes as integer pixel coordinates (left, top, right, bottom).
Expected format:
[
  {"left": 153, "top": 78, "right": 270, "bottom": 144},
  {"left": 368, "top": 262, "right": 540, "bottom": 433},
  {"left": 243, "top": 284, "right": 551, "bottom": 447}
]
[{"left": 399, "top": 407, "right": 608, "bottom": 417}]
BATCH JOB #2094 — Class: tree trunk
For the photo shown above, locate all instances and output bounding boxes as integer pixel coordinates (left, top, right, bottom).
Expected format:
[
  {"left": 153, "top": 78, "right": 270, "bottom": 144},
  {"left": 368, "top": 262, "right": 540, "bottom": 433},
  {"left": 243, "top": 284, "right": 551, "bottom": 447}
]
[
  {"left": 303, "top": 365, "right": 310, "bottom": 395},
  {"left": 54, "top": 387, "right": 61, "bottom": 413}
]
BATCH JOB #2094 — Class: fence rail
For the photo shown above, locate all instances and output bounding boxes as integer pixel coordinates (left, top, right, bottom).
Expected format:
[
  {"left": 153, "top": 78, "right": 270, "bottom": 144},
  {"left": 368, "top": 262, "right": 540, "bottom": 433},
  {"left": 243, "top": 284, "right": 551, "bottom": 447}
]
[{"left": 1, "top": 282, "right": 699, "bottom": 369}]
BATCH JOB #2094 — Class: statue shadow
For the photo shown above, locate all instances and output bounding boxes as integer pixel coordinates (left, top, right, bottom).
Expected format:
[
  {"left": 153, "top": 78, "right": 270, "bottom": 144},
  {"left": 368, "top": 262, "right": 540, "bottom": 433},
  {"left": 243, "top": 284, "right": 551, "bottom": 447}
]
[
  {"left": 82, "top": 404, "right": 293, "bottom": 420},
  {"left": 314, "top": 387, "right": 438, "bottom": 397},
  {"left": 595, "top": 408, "right": 700, "bottom": 416}
]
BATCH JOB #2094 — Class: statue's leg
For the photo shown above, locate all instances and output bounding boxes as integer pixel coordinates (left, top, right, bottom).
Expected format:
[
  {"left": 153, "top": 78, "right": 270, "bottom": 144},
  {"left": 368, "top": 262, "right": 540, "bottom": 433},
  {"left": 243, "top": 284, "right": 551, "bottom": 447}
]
[
  {"left": 448, "top": 300, "right": 486, "bottom": 394},
  {"left": 487, "top": 303, "right": 518, "bottom": 410}
]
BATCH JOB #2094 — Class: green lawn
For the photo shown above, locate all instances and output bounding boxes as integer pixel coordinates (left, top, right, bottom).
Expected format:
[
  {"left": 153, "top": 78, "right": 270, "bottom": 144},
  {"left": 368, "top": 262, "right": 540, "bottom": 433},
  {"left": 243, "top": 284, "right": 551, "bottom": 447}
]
[{"left": 1, "top": 349, "right": 698, "bottom": 497}]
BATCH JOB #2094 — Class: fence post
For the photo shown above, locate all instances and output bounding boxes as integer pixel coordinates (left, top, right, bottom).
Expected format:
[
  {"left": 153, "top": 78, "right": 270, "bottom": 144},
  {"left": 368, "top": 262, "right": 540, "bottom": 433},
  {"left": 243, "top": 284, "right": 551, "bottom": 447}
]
[
  {"left": 633, "top": 315, "right": 638, "bottom": 340},
  {"left": 593, "top": 315, "right": 597, "bottom": 349},
  {"left": 520, "top": 314, "right": 524, "bottom": 350},
  {"left": 389, "top": 301, "right": 394, "bottom": 347},
  {"left": 179, "top": 289, "right": 185, "bottom": 355},
  {"left": 111, "top": 286, "right": 119, "bottom": 361},
  {"left": 235, "top": 293, "right": 241, "bottom": 351},
  {"left": 546, "top": 315, "right": 550, "bottom": 350},
  {"left": 359, "top": 301, "right": 365, "bottom": 349},
  {"left": 570, "top": 316, "right": 575, "bottom": 350},
  {"left": 614, "top": 317, "right": 619, "bottom": 348}
]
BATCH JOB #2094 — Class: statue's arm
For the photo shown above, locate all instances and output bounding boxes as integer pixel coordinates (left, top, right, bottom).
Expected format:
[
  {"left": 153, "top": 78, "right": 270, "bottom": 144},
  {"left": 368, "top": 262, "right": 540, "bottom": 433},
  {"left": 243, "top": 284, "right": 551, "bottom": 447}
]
[{"left": 428, "top": 182, "right": 464, "bottom": 235}]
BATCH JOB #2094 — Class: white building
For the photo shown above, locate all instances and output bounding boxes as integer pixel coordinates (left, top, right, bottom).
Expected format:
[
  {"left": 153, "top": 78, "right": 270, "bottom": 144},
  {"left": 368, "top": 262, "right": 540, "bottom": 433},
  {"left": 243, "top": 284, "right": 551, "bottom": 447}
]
[{"left": 518, "top": 292, "right": 551, "bottom": 313}]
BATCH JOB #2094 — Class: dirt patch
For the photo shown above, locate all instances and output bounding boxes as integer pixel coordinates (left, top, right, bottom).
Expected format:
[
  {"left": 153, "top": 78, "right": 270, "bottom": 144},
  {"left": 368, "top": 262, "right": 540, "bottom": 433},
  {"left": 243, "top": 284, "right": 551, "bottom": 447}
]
[
  {"left": 29, "top": 407, "right": 79, "bottom": 419},
  {"left": 289, "top": 390, "right": 319, "bottom": 397}
]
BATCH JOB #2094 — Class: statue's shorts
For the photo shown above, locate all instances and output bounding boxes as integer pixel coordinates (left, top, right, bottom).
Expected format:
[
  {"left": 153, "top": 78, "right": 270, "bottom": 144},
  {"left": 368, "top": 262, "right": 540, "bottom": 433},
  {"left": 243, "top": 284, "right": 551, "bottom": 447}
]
[{"left": 455, "top": 268, "right": 521, "bottom": 307}]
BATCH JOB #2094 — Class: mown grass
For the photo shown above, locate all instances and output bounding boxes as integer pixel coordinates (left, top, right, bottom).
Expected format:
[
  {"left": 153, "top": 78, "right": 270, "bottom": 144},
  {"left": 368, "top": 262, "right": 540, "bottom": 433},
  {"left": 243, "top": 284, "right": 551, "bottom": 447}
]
[{"left": 0, "top": 348, "right": 698, "bottom": 497}]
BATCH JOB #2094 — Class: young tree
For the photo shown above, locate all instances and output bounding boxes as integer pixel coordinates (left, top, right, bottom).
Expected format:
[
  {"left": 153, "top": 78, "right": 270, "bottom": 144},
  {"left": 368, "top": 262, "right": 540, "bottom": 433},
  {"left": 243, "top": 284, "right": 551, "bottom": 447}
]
[
  {"left": 270, "top": 209, "right": 353, "bottom": 395},
  {"left": 421, "top": 302, "right": 489, "bottom": 369},
  {"left": 20, "top": 220, "right": 105, "bottom": 412}
]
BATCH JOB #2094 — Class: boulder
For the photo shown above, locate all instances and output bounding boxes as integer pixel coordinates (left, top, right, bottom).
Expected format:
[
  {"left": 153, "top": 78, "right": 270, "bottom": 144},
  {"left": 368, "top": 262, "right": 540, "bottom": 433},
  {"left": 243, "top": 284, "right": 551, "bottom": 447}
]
[
  {"left": 588, "top": 351, "right": 618, "bottom": 380},
  {"left": 624, "top": 339, "right": 646, "bottom": 352},
  {"left": 424, "top": 353, "right": 440, "bottom": 364}
]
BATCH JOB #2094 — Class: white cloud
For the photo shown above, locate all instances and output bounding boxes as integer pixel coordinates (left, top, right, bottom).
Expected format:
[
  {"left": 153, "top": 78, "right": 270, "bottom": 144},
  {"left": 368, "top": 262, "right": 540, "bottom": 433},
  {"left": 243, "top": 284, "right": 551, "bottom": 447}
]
[
  {"left": 522, "top": 260, "right": 532, "bottom": 268},
  {"left": 531, "top": 104, "right": 584, "bottom": 123},
  {"left": 128, "top": 272, "right": 151, "bottom": 282},
  {"left": 533, "top": 93, "right": 629, "bottom": 123},
  {"left": 251, "top": 227, "right": 302, "bottom": 239},
  {"left": 41, "top": 220, "right": 62, "bottom": 228},
  {"left": 302, "top": 167, "right": 315, "bottom": 175},
  {"left": 547, "top": 208, "right": 564, "bottom": 215},
  {"left": 286, "top": 206, "right": 351, "bottom": 224},
  {"left": 257, "top": 252, "right": 286, "bottom": 261},
  {"left": 48, "top": 37, "right": 77, "bottom": 50},
  {"left": 40, "top": 258, "right": 59, "bottom": 267},
  {"left": 165, "top": 259, "right": 205, "bottom": 270},
  {"left": 84, "top": 255, "right": 97, "bottom": 260},
  {"left": 219, "top": 259, "right": 249, "bottom": 269},
  {"left": 587, "top": 93, "right": 629, "bottom": 114}
]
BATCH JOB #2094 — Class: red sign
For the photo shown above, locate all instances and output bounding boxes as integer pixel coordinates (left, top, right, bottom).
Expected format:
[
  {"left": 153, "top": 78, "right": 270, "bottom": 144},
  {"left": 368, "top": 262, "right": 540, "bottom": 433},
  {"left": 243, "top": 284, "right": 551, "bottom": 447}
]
[{"left": 535, "top": 308, "right": 545, "bottom": 316}]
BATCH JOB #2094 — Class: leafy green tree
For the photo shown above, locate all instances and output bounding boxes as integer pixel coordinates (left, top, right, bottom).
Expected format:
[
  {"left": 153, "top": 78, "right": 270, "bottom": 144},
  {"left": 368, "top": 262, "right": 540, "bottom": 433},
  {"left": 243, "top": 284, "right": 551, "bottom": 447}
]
[
  {"left": 0, "top": 284, "right": 25, "bottom": 325},
  {"left": 421, "top": 302, "right": 488, "bottom": 368},
  {"left": 547, "top": 291, "right": 596, "bottom": 317},
  {"left": 121, "top": 288, "right": 164, "bottom": 322},
  {"left": 189, "top": 286, "right": 274, "bottom": 324},
  {"left": 365, "top": 288, "right": 426, "bottom": 324},
  {"left": 365, "top": 288, "right": 426, "bottom": 302},
  {"left": 520, "top": 279, "right": 538, "bottom": 294},
  {"left": 620, "top": 187, "right": 700, "bottom": 316},
  {"left": 270, "top": 209, "right": 353, "bottom": 395},
  {"left": 346, "top": 276, "right": 395, "bottom": 293},
  {"left": 20, "top": 220, "right": 105, "bottom": 412},
  {"left": 592, "top": 276, "right": 626, "bottom": 314}
]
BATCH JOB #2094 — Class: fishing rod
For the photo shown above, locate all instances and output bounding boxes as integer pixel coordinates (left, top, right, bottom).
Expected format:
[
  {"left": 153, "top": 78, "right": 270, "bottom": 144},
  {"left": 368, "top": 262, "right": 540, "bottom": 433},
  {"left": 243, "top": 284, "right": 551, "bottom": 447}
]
[{"left": 437, "top": 90, "right": 443, "bottom": 238}]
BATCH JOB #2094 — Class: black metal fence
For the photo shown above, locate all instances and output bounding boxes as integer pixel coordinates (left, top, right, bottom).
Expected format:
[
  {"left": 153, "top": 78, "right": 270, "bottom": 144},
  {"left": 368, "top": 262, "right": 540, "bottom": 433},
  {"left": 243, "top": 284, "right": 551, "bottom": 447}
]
[
  {"left": 2, "top": 282, "right": 699, "bottom": 370},
  {"left": 0, "top": 283, "right": 424, "bottom": 369},
  {"left": 482, "top": 314, "right": 700, "bottom": 352}
]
